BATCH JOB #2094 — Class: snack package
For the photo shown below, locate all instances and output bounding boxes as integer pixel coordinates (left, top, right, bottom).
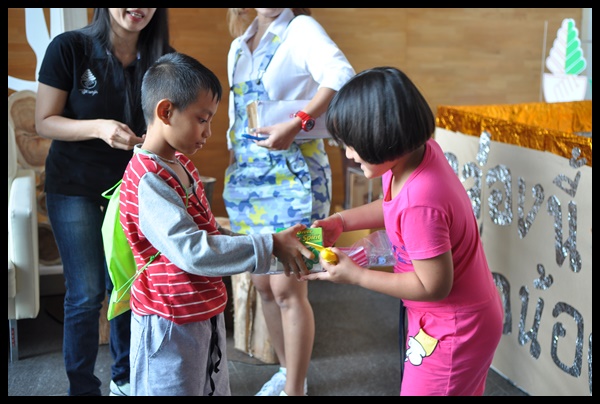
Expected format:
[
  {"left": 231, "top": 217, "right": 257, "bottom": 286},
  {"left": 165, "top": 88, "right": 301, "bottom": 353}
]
[{"left": 266, "top": 227, "right": 327, "bottom": 274}]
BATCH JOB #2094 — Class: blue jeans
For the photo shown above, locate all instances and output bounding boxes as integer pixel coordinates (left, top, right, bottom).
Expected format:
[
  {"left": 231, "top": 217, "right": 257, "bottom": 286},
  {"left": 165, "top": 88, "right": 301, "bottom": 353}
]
[{"left": 46, "top": 193, "right": 130, "bottom": 396}]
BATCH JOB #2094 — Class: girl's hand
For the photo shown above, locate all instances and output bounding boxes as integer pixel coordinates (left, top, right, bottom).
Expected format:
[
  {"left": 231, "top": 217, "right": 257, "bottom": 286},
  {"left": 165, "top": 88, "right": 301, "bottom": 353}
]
[
  {"left": 311, "top": 213, "right": 345, "bottom": 247},
  {"left": 301, "top": 247, "right": 364, "bottom": 284}
]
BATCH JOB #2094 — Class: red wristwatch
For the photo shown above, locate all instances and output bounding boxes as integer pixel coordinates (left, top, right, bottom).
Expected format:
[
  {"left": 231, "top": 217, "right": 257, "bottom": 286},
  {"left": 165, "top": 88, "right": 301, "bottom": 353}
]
[{"left": 294, "top": 111, "right": 316, "bottom": 132}]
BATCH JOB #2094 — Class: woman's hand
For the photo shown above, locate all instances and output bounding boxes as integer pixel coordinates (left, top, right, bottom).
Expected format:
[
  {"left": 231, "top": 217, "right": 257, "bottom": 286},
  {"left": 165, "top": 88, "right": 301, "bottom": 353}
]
[
  {"left": 35, "top": 83, "right": 144, "bottom": 149},
  {"left": 99, "top": 120, "right": 144, "bottom": 150},
  {"left": 252, "top": 119, "right": 300, "bottom": 150}
]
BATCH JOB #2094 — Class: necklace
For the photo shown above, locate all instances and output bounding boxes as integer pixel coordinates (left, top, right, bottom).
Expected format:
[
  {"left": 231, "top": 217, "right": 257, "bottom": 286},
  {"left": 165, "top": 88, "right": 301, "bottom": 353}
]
[{"left": 156, "top": 155, "right": 177, "bottom": 164}]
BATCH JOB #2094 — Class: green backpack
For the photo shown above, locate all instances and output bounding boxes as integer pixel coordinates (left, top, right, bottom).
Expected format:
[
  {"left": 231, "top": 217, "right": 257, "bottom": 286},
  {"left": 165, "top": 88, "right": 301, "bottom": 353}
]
[{"left": 101, "top": 180, "right": 159, "bottom": 320}]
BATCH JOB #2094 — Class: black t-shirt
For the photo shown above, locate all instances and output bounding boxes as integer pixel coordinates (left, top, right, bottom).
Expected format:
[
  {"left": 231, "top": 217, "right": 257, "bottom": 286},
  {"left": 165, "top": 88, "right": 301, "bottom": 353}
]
[{"left": 38, "top": 30, "right": 144, "bottom": 198}]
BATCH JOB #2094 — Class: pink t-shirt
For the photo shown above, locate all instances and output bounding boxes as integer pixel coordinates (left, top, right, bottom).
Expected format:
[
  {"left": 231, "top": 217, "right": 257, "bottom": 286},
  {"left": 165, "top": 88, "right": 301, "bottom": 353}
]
[
  {"left": 382, "top": 139, "right": 503, "bottom": 395},
  {"left": 383, "top": 138, "right": 498, "bottom": 311}
]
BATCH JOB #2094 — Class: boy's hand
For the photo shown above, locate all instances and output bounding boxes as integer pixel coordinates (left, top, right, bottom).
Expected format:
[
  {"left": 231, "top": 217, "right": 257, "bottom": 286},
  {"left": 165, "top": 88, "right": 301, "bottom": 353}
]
[{"left": 272, "top": 223, "right": 314, "bottom": 279}]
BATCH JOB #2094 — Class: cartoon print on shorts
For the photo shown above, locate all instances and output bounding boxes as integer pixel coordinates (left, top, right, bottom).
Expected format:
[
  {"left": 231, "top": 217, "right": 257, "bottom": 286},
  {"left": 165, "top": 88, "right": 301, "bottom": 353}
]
[{"left": 405, "top": 328, "right": 439, "bottom": 366}]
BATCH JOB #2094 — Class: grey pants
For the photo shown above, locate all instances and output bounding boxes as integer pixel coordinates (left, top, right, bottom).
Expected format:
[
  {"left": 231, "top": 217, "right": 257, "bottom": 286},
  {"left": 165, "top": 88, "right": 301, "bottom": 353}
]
[{"left": 130, "top": 312, "right": 231, "bottom": 396}]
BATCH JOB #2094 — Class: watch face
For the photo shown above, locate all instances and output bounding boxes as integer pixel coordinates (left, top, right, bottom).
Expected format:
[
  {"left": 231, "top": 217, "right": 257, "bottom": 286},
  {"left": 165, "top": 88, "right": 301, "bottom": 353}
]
[{"left": 304, "top": 119, "right": 315, "bottom": 131}]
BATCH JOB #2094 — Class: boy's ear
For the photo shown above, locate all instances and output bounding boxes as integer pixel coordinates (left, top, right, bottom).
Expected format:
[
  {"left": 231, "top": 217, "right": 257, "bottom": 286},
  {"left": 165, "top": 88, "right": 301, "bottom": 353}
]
[{"left": 156, "top": 99, "right": 173, "bottom": 124}]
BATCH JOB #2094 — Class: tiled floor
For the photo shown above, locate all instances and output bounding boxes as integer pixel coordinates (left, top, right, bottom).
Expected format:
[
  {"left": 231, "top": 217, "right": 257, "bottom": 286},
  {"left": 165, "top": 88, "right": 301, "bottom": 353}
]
[{"left": 8, "top": 278, "right": 528, "bottom": 396}]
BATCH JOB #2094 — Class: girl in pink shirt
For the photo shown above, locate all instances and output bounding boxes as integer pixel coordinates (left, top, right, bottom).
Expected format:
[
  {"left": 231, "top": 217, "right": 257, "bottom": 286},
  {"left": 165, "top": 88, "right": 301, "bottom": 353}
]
[{"left": 305, "top": 67, "right": 503, "bottom": 396}]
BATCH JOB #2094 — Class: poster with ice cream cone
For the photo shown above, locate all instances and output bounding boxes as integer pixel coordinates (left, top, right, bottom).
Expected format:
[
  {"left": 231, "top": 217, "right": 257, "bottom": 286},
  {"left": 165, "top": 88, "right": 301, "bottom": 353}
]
[{"left": 543, "top": 18, "right": 589, "bottom": 103}]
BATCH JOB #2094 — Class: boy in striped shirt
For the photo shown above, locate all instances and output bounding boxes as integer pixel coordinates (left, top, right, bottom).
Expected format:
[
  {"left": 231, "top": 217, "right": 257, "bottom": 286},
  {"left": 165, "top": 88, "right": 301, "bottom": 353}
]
[{"left": 121, "top": 52, "right": 313, "bottom": 396}]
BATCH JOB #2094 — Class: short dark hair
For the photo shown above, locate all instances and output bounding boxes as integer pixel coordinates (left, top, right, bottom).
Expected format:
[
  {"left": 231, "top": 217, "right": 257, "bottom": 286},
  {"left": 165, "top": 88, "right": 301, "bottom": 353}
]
[
  {"left": 141, "top": 52, "right": 222, "bottom": 124},
  {"left": 326, "top": 66, "right": 435, "bottom": 165}
]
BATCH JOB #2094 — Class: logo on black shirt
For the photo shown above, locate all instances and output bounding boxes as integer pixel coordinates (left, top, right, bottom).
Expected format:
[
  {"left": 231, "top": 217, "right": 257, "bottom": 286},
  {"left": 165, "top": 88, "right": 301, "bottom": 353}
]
[{"left": 80, "top": 69, "right": 98, "bottom": 95}]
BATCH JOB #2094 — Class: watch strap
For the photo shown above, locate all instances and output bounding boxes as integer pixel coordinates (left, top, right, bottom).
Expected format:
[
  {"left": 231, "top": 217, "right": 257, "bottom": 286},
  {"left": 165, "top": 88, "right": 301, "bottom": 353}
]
[{"left": 294, "top": 110, "right": 315, "bottom": 132}]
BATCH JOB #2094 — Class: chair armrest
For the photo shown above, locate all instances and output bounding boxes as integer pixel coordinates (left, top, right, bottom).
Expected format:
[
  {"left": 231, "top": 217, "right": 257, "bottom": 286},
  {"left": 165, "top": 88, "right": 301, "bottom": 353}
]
[
  {"left": 8, "top": 259, "right": 16, "bottom": 299},
  {"left": 8, "top": 168, "right": 40, "bottom": 320}
]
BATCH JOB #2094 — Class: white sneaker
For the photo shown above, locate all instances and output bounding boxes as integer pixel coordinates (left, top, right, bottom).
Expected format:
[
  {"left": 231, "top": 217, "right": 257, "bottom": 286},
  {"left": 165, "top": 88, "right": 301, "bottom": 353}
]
[
  {"left": 255, "top": 369, "right": 287, "bottom": 396},
  {"left": 109, "top": 380, "right": 130, "bottom": 396},
  {"left": 278, "top": 379, "right": 309, "bottom": 396}
]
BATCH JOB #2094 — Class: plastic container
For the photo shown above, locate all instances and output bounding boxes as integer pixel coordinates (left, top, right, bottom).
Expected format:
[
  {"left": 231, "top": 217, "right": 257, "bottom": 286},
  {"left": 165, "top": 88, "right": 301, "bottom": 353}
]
[
  {"left": 266, "top": 256, "right": 325, "bottom": 275},
  {"left": 338, "top": 230, "right": 395, "bottom": 267}
]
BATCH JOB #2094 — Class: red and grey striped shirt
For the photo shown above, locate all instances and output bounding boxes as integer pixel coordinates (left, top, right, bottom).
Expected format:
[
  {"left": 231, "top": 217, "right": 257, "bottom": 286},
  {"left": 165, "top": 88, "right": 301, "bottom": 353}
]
[{"left": 121, "top": 150, "right": 227, "bottom": 325}]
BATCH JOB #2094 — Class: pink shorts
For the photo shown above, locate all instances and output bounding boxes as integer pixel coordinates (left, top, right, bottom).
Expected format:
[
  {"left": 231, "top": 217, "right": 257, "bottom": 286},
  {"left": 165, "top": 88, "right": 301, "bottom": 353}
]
[{"left": 400, "top": 296, "right": 503, "bottom": 396}]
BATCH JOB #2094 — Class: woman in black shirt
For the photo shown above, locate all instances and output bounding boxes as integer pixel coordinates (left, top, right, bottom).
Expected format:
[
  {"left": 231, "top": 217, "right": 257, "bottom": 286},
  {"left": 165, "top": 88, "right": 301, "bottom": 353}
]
[{"left": 35, "top": 8, "right": 172, "bottom": 396}]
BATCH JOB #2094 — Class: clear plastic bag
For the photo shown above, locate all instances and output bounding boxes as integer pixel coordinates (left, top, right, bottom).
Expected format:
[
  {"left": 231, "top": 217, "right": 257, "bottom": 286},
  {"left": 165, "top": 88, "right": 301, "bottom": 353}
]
[{"left": 338, "top": 230, "right": 395, "bottom": 267}]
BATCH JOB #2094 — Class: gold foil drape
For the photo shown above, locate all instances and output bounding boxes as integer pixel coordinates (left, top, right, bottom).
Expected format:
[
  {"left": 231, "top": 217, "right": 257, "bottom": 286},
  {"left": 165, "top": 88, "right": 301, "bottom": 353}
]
[{"left": 436, "top": 101, "right": 592, "bottom": 167}]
